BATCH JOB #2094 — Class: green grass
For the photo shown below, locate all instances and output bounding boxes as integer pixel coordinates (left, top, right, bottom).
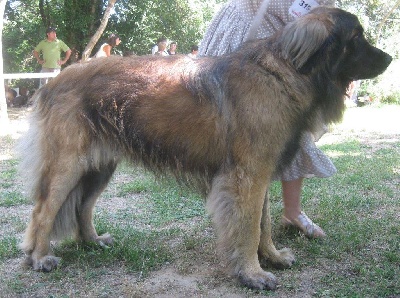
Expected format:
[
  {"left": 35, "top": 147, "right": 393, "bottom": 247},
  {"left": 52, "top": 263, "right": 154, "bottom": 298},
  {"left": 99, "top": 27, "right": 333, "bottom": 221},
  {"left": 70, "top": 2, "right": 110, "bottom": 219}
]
[
  {"left": 0, "top": 190, "right": 29, "bottom": 207},
  {"left": 112, "top": 165, "right": 206, "bottom": 226},
  {"left": 0, "top": 160, "right": 18, "bottom": 189},
  {"left": 117, "top": 172, "right": 155, "bottom": 196},
  {"left": 0, "top": 158, "right": 29, "bottom": 207},
  {"left": 54, "top": 227, "right": 172, "bottom": 277},
  {"left": 0, "top": 236, "right": 20, "bottom": 261},
  {"left": 269, "top": 138, "right": 400, "bottom": 297}
]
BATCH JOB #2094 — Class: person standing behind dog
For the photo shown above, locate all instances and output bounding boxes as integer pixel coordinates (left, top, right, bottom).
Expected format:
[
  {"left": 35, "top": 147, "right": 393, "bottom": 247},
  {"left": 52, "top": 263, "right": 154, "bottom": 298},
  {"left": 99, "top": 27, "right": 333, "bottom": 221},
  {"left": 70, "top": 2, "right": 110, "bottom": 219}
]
[
  {"left": 33, "top": 27, "right": 71, "bottom": 86},
  {"left": 199, "top": 0, "right": 335, "bottom": 238},
  {"left": 187, "top": 45, "right": 199, "bottom": 58},
  {"left": 154, "top": 40, "right": 169, "bottom": 56},
  {"left": 168, "top": 41, "right": 178, "bottom": 55},
  {"left": 152, "top": 36, "right": 169, "bottom": 55},
  {"left": 94, "top": 33, "right": 121, "bottom": 58}
]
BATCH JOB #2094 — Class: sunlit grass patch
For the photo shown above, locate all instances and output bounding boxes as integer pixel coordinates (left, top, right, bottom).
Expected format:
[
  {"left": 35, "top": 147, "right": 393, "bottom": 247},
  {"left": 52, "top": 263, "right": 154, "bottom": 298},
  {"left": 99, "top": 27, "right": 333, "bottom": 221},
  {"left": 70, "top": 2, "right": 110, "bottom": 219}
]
[
  {"left": 0, "top": 190, "right": 29, "bottom": 207},
  {"left": 0, "top": 236, "right": 19, "bottom": 261}
]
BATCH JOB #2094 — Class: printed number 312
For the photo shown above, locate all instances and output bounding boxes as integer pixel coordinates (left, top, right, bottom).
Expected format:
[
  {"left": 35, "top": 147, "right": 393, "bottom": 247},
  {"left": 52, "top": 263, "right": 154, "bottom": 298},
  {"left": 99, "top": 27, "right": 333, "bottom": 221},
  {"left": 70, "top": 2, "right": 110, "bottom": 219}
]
[{"left": 299, "top": 0, "right": 312, "bottom": 10}]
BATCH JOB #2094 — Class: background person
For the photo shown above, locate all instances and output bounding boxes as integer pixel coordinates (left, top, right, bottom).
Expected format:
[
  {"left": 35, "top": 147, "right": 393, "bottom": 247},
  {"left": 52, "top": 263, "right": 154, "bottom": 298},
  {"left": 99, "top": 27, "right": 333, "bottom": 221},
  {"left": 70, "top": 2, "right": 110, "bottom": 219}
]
[
  {"left": 33, "top": 27, "right": 71, "bottom": 86},
  {"left": 154, "top": 40, "right": 169, "bottom": 56},
  {"left": 152, "top": 36, "right": 168, "bottom": 55},
  {"left": 95, "top": 33, "right": 121, "bottom": 58},
  {"left": 199, "top": 0, "right": 336, "bottom": 238},
  {"left": 187, "top": 45, "right": 198, "bottom": 58},
  {"left": 168, "top": 41, "right": 178, "bottom": 55}
]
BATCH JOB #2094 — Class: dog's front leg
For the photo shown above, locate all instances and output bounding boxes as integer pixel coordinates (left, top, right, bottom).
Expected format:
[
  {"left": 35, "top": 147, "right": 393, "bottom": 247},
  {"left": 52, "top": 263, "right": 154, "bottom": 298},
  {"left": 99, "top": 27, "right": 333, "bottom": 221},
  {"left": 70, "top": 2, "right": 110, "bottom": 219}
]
[
  {"left": 207, "top": 167, "right": 277, "bottom": 290},
  {"left": 258, "top": 192, "right": 295, "bottom": 268}
]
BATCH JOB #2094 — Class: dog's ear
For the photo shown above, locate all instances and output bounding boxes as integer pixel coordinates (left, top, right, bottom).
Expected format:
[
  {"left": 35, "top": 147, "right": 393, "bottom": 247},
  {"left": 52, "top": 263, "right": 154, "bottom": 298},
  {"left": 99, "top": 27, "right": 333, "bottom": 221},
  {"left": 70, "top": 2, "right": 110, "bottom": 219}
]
[{"left": 280, "top": 15, "right": 331, "bottom": 71}]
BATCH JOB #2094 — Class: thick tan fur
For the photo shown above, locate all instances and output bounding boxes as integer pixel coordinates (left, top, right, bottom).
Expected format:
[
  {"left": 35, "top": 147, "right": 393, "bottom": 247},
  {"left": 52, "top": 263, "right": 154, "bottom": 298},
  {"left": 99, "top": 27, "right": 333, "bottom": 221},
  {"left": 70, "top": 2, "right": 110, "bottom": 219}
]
[{"left": 19, "top": 7, "right": 391, "bottom": 290}]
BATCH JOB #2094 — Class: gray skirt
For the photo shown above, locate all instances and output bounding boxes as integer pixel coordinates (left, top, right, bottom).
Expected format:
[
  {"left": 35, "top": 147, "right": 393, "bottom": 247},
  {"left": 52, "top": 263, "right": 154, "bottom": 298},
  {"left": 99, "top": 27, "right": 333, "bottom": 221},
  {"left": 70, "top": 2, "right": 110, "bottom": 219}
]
[{"left": 273, "top": 132, "right": 336, "bottom": 181}]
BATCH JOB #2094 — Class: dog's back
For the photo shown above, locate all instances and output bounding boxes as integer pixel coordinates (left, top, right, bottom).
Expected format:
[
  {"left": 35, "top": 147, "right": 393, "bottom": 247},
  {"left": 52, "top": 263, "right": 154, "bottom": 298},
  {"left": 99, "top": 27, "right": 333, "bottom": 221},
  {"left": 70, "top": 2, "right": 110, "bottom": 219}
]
[{"left": 24, "top": 55, "right": 225, "bottom": 181}]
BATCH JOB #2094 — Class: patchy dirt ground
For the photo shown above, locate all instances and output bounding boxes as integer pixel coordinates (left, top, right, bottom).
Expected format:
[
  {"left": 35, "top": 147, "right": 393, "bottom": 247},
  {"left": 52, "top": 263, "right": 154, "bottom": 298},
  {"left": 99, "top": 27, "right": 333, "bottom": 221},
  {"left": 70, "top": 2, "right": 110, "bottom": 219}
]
[{"left": 1, "top": 105, "right": 399, "bottom": 298}]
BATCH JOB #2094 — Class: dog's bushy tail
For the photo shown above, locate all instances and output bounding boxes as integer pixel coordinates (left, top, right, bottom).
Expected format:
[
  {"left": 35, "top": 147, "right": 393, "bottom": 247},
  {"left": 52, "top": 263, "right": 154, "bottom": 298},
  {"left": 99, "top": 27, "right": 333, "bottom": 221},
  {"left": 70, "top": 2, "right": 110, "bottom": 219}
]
[{"left": 17, "top": 90, "right": 49, "bottom": 205}]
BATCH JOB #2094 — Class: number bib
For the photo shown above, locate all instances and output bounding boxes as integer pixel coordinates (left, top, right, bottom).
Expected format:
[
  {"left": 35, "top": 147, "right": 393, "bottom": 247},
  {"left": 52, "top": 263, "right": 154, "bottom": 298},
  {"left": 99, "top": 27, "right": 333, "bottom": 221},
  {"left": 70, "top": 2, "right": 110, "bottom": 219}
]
[{"left": 289, "top": 0, "right": 320, "bottom": 18}]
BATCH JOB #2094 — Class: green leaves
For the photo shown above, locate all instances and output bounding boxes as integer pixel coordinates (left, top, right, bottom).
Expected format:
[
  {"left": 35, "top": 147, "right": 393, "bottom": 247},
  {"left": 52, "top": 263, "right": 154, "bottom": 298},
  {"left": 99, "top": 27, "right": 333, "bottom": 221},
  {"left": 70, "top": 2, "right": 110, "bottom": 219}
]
[{"left": 3, "top": 0, "right": 223, "bottom": 73}]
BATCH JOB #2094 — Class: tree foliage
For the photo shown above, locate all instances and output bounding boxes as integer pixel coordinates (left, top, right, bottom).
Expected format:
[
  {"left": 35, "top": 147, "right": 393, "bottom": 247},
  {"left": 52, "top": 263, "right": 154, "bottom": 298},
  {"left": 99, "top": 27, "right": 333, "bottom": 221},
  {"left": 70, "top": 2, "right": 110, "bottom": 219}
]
[
  {"left": 2, "top": 0, "right": 223, "bottom": 75},
  {"left": 107, "top": 0, "right": 223, "bottom": 55},
  {"left": 337, "top": 0, "right": 400, "bottom": 102},
  {"left": 1, "top": 0, "right": 8, "bottom": 127},
  {"left": 3, "top": 0, "right": 105, "bottom": 72},
  {"left": 1, "top": 0, "right": 399, "bottom": 101},
  {"left": 337, "top": 0, "right": 400, "bottom": 58},
  {"left": 4, "top": 0, "right": 398, "bottom": 67},
  {"left": 81, "top": 0, "right": 117, "bottom": 61}
]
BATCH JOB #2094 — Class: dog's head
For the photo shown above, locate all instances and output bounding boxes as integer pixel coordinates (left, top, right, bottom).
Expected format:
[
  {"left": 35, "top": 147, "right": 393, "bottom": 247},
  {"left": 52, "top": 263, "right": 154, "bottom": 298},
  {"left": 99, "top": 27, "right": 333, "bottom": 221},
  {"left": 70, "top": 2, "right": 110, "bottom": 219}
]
[{"left": 279, "top": 7, "right": 392, "bottom": 82}]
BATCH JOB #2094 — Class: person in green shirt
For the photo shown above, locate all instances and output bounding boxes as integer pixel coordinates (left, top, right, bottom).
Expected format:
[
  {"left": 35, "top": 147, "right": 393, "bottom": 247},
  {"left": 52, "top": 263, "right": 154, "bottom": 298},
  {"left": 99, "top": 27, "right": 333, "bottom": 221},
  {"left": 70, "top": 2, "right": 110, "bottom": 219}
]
[{"left": 33, "top": 27, "right": 71, "bottom": 86}]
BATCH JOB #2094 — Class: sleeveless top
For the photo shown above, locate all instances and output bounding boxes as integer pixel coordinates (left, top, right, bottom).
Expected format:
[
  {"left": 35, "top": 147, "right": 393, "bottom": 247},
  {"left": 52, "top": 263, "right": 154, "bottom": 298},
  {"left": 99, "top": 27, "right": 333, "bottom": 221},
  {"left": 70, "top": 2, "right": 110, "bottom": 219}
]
[{"left": 95, "top": 43, "right": 110, "bottom": 58}]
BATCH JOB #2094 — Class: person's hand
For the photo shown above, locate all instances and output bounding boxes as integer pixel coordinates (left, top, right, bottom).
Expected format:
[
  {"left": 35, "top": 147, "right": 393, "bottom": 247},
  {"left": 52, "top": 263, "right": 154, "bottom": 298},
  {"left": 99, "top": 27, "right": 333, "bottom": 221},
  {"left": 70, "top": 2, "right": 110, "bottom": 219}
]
[
  {"left": 37, "top": 59, "right": 45, "bottom": 65},
  {"left": 57, "top": 59, "right": 67, "bottom": 66}
]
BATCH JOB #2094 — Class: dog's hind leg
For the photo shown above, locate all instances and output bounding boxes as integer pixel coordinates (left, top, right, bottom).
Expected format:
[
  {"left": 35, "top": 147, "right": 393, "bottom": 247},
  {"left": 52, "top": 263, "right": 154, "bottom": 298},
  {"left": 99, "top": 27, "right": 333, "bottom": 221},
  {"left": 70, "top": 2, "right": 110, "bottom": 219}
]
[
  {"left": 77, "top": 162, "right": 117, "bottom": 246},
  {"left": 258, "top": 192, "right": 295, "bottom": 269},
  {"left": 21, "top": 163, "right": 85, "bottom": 272},
  {"left": 207, "top": 167, "right": 277, "bottom": 290}
]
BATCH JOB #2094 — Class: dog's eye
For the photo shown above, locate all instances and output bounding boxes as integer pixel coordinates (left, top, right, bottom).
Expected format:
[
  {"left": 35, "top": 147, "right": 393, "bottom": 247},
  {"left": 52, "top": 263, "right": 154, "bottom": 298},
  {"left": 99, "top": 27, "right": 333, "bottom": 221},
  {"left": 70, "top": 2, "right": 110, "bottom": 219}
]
[{"left": 352, "top": 28, "right": 364, "bottom": 40}]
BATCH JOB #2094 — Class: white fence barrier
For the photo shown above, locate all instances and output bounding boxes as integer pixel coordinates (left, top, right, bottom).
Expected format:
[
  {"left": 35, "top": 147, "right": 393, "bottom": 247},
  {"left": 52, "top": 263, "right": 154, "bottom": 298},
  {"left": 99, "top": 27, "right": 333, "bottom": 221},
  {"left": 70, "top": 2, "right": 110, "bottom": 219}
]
[
  {"left": 3, "top": 72, "right": 58, "bottom": 79},
  {"left": 1, "top": 72, "right": 59, "bottom": 105}
]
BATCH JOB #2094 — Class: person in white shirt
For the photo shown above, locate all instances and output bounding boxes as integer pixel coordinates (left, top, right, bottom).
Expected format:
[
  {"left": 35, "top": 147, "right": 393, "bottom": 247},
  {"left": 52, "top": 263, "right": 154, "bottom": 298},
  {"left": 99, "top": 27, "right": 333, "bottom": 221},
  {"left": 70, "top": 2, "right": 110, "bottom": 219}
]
[{"left": 95, "top": 33, "right": 121, "bottom": 58}]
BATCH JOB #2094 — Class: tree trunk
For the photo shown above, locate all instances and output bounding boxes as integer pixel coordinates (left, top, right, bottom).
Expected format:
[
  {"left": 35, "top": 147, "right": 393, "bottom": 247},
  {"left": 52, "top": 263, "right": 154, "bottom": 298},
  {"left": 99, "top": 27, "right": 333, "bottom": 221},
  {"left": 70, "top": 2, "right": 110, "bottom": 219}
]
[
  {"left": 39, "top": 0, "right": 49, "bottom": 28},
  {"left": 375, "top": 0, "right": 400, "bottom": 45},
  {"left": 0, "top": 0, "right": 9, "bottom": 133},
  {"left": 81, "top": 0, "right": 117, "bottom": 61}
]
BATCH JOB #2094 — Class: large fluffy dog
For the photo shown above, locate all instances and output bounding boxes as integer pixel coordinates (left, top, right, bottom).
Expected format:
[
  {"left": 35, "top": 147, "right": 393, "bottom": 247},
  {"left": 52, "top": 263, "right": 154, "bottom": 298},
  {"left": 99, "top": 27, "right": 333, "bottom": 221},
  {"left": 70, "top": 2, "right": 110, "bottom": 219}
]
[{"left": 19, "top": 7, "right": 391, "bottom": 290}]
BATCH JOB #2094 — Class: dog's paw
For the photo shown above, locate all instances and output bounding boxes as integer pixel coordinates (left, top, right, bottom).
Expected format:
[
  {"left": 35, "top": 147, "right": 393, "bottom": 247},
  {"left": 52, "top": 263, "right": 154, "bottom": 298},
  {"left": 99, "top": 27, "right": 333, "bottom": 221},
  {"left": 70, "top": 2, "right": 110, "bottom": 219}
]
[
  {"left": 32, "top": 255, "right": 61, "bottom": 272},
  {"left": 260, "top": 247, "right": 296, "bottom": 269},
  {"left": 95, "top": 233, "right": 114, "bottom": 248},
  {"left": 238, "top": 270, "right": 277, "bottom": 290},
  {"left": 270, "top": 248, "right": 295, "bottom": 269},
  {"left": 238, "top": 269, "right": 277, "bottom": 290}
]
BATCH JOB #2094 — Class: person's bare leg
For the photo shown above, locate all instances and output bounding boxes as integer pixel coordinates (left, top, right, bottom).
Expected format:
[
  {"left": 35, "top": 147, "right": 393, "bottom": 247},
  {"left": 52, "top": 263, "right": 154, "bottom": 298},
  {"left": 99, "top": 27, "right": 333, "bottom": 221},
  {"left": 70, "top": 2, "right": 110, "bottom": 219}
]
[
  {"left": 282, "top": 179, "right": 303, "bottom": 220},
  {"left": 281, "top": 179, "right": 326, "bottom": 238}
]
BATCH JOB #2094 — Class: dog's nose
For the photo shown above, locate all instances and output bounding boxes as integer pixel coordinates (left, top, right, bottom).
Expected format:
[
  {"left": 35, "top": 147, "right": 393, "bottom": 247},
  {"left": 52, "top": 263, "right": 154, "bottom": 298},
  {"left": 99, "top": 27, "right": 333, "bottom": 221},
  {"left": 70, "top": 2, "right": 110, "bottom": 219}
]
[{"left": 385, "top": 53, "right": 392, "bottom": 65}]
